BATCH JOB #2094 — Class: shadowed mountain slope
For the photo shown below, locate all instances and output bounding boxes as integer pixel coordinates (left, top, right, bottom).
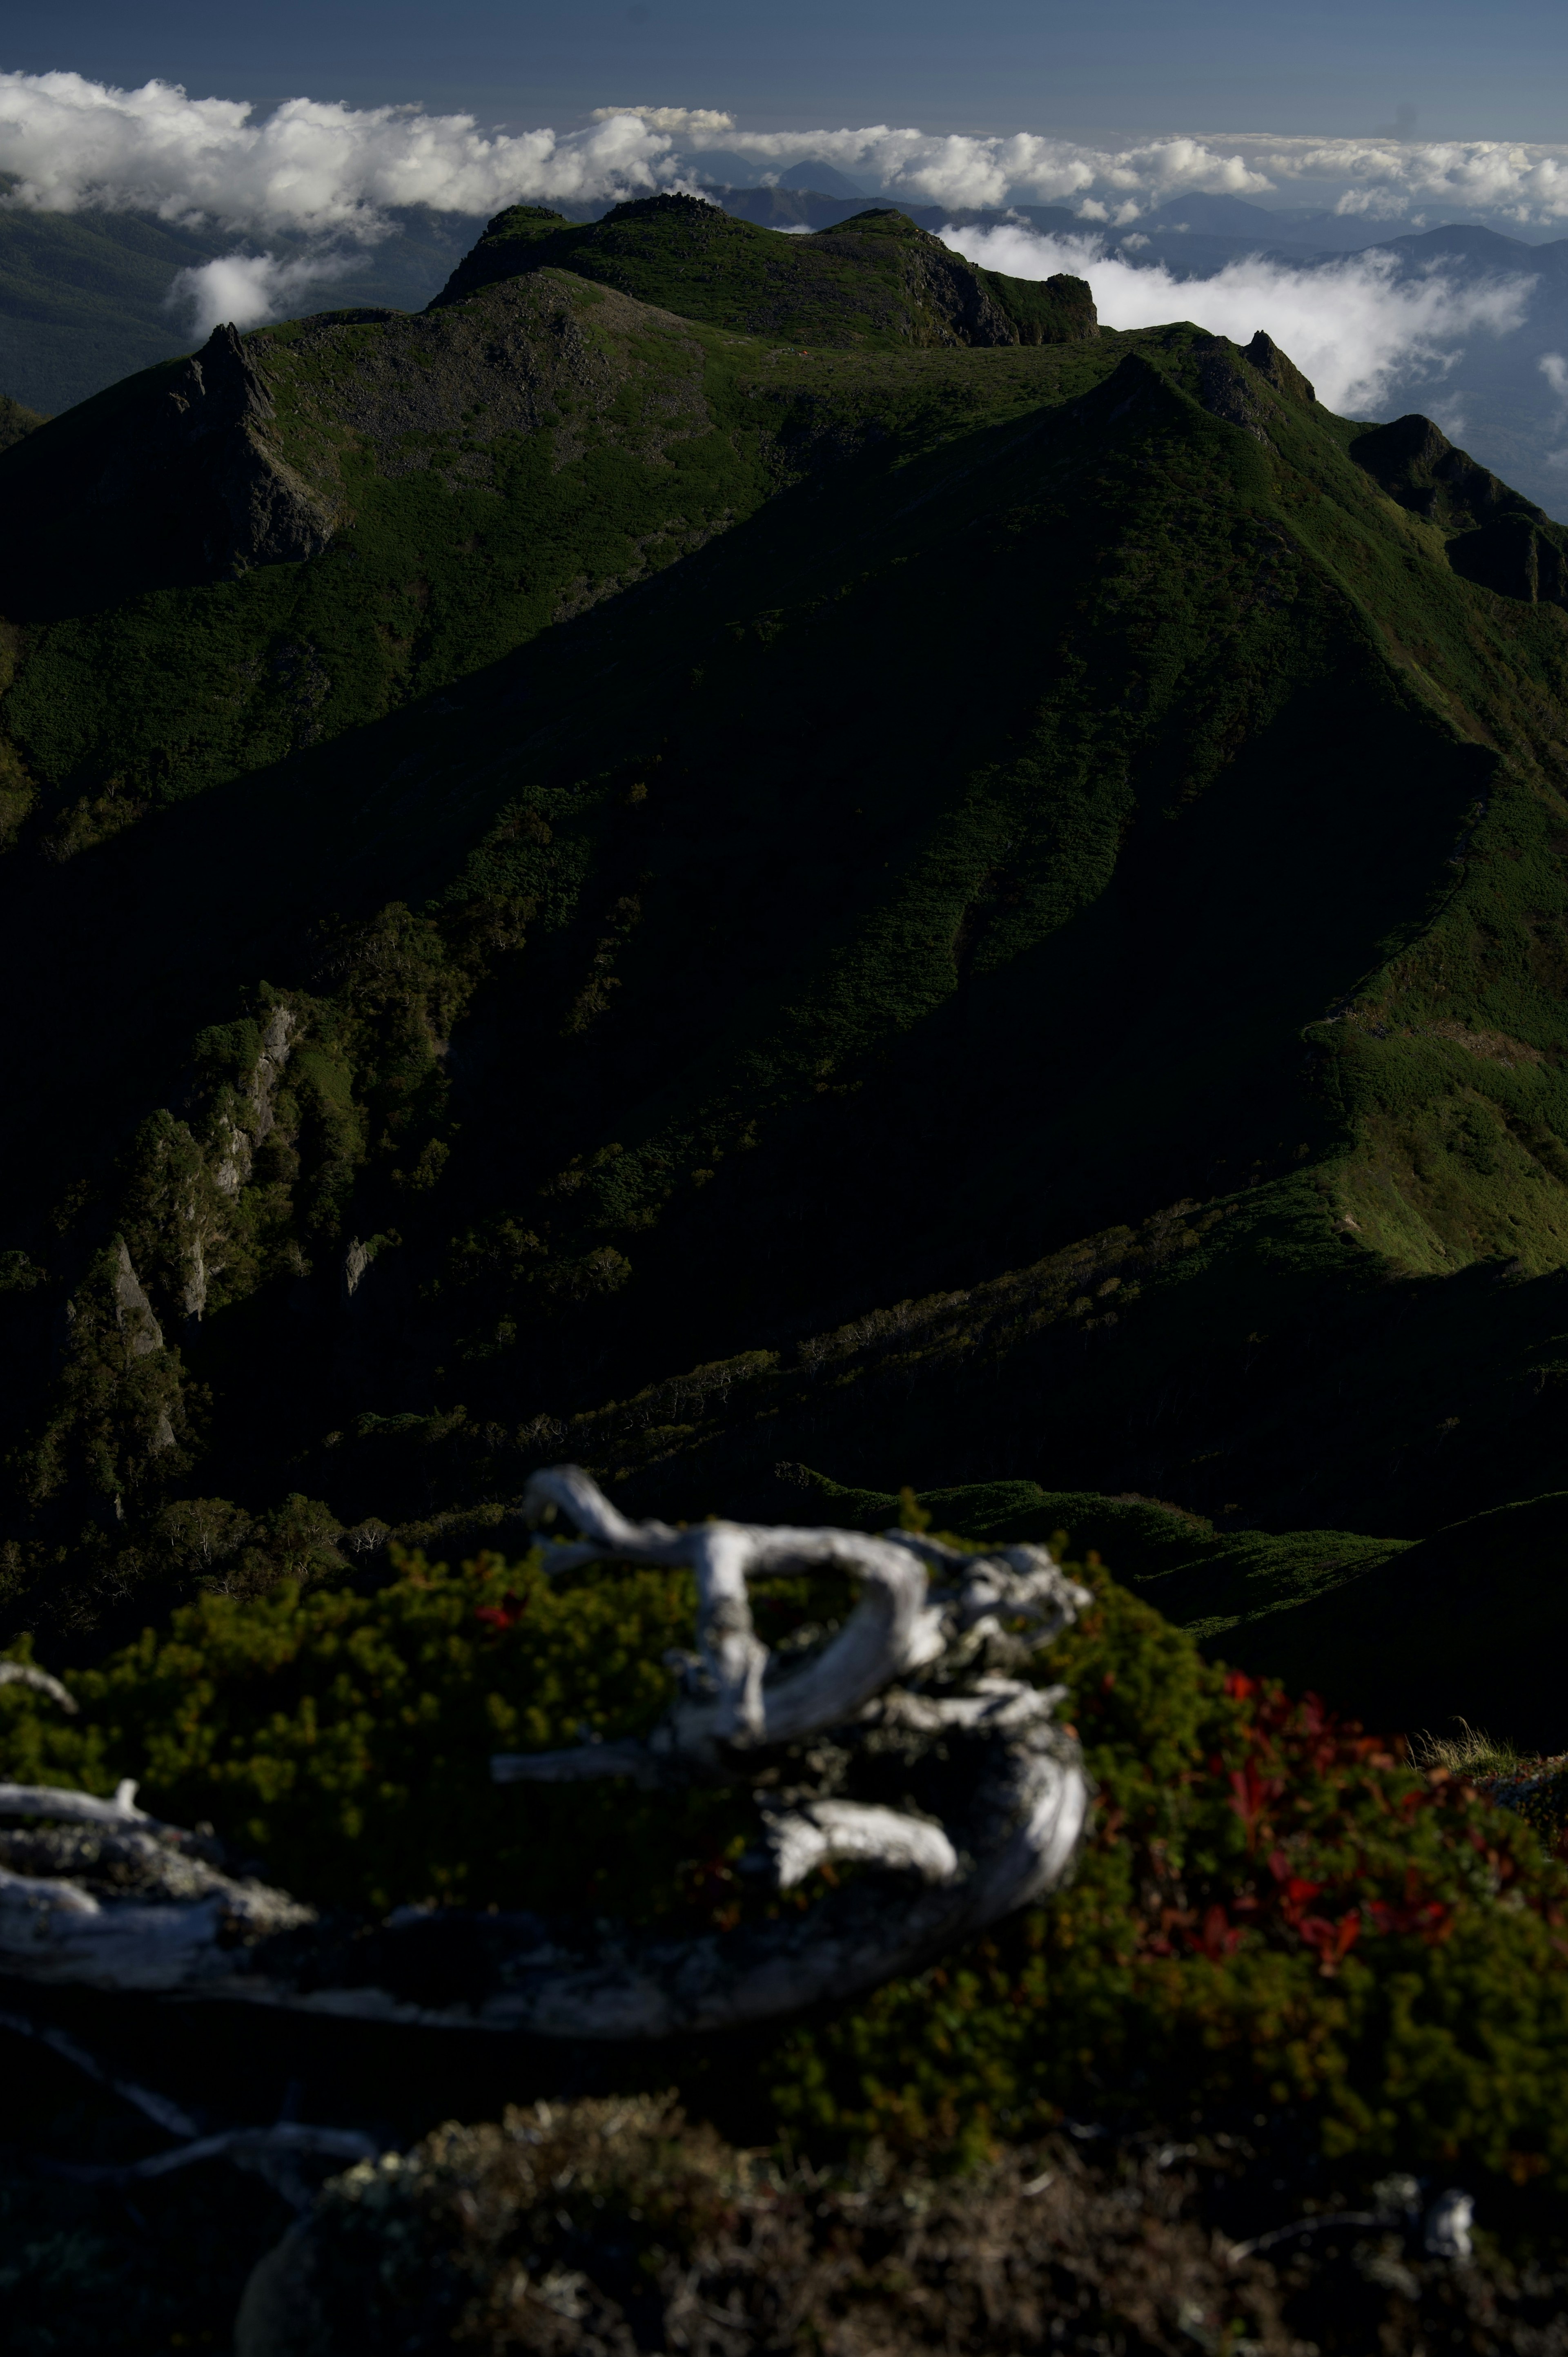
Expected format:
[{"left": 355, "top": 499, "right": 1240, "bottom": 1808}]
[{"left": 2, "top": 210, "right": 1568, "bottom": 1704}]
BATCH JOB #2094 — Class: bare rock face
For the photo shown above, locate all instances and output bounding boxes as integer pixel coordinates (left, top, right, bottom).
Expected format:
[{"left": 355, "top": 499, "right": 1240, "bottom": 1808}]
[
  {"left": 1192, "top": 337, "right": 1274, "bottom": 444},
  {"left": 1350, "top": 410, "right": 1568, "bottom": 609},
  {"left": 1245, "top": 329, "right": 1315, "bottom": 405},
  {"left": 96, "top": 324, "right": 336, "bottom": 576},
  {"left": 112, "top": 1241, "right": 163, "bottom": 1358},
  {"left": 1, "top": 321, "right": 338, "bottom": 607}
]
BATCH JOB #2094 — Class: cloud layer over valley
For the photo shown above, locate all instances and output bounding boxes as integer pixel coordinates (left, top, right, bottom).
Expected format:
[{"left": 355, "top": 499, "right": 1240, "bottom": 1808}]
[
  {"left": 11, "top": 72, "right": 1568, "bottom": 236},
  {"left": 3, "top": 69, "right": 1565, "bottom": 515},
  {"left": 0, "top": 73, "right": 726, "bottom": 234},
  {"left": 939, "top": 224, "right": 1533, "bottom": 417}
]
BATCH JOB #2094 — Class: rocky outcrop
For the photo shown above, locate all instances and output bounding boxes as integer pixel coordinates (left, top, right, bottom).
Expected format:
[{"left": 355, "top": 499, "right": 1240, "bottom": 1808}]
[
  {"left": 112, "top": 1241, "right": 163, "bottom": 1358},
  {"left": 1192, "top": 338, "right": 1273, "bottom": 443},
  {"left": 1350, "top": 411, "right": 1540, "bottom": 533},
  {"left": 93, "top": 324, "right": 335, "bottom": 577},
  {"left": 0, "top": 324, "right": 337, "bottom": 606},
  {"left": 808, "top": 210, "right": 1023, "bottom": 346},
  {"left": 214, "top": 1006, "right": 296, "bottom": 1202},
  {"left": 980, "top": 265, "right": 1100, "bottom": 346},
  {"left": 1351, "top": 412, "right": 1568, "bottom": 609},
  {"left": 1447, "top": 508, "right": 1568, "bottom": 604},
  {"left": 0, "top": 391, "right": 47, "bottom": 453},
  {"left": 1245, "top": 329, "right": 1315, "bottom": 405}
]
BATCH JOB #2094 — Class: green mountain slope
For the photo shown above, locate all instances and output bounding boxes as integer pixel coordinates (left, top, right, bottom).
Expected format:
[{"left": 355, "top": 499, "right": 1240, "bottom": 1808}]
[
  {"left": 771, "top": 1469, "right": 1568, "bottom": 1751},
  {"left": 2, "top": 201, "right": 1568, "bottom": 1729},
  {"left": 436, "top": 193, "right": 1099, "bottom": 349}
]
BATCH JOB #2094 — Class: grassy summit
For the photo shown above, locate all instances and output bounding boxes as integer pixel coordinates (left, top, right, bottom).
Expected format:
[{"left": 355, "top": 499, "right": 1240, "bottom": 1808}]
[
  {"left": 434, "top": 191, "right": 1100, "bottom": 350},
  {"left": 1, "top": 208, "right": 1568, "bottom": 1738}
]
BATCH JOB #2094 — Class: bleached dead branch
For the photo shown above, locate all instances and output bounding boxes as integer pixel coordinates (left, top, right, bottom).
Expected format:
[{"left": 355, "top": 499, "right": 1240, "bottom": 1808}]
[
  {"left": 0, "top": 1469, "right": 1091, "bottom": 2037},
  {"left": 0, "top": 1660, "right": 79, "bottom": 1712}
]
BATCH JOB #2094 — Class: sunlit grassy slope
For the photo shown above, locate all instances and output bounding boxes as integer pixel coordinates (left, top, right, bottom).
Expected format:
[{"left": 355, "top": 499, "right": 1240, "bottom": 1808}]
[
  {"left": 433, "top": 194, "right": 1100, "bottom": 350},
  {"left": 3, "top": 196, "right": 1568, "bottom": 1721}
]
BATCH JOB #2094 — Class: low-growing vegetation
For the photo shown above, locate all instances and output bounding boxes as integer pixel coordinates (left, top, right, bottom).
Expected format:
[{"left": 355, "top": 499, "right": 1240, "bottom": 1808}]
[{"left": 6, "top": 1541, "right": 1568, "bottom": 2199}]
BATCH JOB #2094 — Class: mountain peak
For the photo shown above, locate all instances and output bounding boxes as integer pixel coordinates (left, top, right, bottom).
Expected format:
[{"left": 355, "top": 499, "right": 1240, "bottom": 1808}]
[
  {"left": 811, "top": 207, "right": 931, "bottom": 240},
  {"left": 433, "top": 191, "right": 1095, "bottom": 351},
  {"left": 1244, "top": 329, "right": 1315, "bottom": 406}
]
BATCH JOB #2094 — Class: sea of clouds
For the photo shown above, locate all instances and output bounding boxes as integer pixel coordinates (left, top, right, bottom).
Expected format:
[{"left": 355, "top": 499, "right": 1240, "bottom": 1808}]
[
  {"left": 935, "top": 225, "right": 1532, "bottom": 417},
  {"left": 2, "top": 69, "right": 1562, "bottom": 389},
  {"left": 8, "top": 73, "right": 1568, "bottom": 230}
]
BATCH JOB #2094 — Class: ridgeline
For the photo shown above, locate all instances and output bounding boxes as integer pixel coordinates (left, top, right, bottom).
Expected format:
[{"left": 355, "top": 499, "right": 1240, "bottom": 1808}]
[{"left": 1, "top": 195, "right": 1567, "bottom": 1735}]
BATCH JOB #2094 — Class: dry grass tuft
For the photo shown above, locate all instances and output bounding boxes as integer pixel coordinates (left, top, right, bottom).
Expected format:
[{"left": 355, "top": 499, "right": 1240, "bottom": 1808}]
[{"left": 1410, "top": 1719, "right": 1523, "bottom": 1779}]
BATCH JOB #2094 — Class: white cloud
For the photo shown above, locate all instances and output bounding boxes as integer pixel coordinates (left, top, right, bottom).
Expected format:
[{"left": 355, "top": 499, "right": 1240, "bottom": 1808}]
[
  {"left": 1334, "top": 185, "right": 1409, "bottom": 217},
  {"left": 0, "top": 72, "right": 686, "bottom": 233},
  {"left": 939, "top": 222, "right": 1531, "bottom": 417},
  {"left": 9, "top": 75, "right": 1568, "bottom": 249},
  {"left": 693, "top": 123, "right": 1568, "bottom": 226},
  {"left": 166, "top": 250, "right": 360, "bottom": 335},
  {"left": 706, "top": 126, "right": 1270, "bottom": 212},
  {"left": 1540, "top": 351, "right": 1568, "bottom": 402},
  {"left": 589, "top": 105, "right": 734, "bottom": 136},
  {"left": 1235, "top": 134, "right": 1568, "bottom": 224}
]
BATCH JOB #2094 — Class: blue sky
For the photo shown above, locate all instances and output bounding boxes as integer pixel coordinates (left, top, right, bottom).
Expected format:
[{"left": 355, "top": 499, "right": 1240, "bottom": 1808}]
[{"left": 6, "top": 0, "right": 1568, "bottom": 143}]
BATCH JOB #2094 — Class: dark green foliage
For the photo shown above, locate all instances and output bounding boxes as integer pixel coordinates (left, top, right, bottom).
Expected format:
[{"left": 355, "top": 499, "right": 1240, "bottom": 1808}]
[
  {"left": 1352, "top": 410, "right": 1568, "bottom": 608},
  {"left": 750, "top": 1467, "right": 1413, "bottom": 1670},
  {"left": 432, "top": 193, "right": 1094, "bottom": 352},
  {"left": 1351, "top": 410, "right": 1547, "bottom": 535},
  {"left": 1227, "top": 1492, "right": 1568, "bottom": 1753},
  {"left": 974, "top": 261, "right": 1100, "bottom": 344},
  {"left": 770, "top": 1571, "right": 1568, "bottom": 2185},
  {"left": 0, "top": 1550, "right": 754, "bottom": 1916},
  {"left": 16, "top": 198, "right": 1568, "bottom": 2357},
  {"left": 6, "top": 1543, "right": 1568, "bottom": 2201},
  {"left": 4, "top": 218, "right": 1568, "bottom": 1668},
  {"left": 0, "top": 389, "right": 45, "bottom": 450}
]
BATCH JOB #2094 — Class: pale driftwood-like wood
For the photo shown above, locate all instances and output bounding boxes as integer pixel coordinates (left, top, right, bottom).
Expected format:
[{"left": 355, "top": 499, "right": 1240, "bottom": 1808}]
[
  {"left": 0, "top": 1470, "right": 1091, "bottom": 2036},
  {"left": 0, "top": 1661, "right": 78, "bottom": 1712}
]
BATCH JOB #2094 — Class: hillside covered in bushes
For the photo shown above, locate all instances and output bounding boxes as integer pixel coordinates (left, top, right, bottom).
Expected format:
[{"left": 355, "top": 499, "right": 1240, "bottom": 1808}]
[
  {"left": 7, "top": 190, "right": 1568, "bottom": 2350},
  {"left": 7, "top": 1514, "right": 1568, "bottom": 2350},
  {"left": 1, "top": 196, "right": 1568, "bottom": 1713}
]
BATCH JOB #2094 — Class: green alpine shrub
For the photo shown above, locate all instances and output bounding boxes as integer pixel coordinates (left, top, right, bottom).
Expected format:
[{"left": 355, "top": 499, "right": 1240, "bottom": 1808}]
[{"left": 4, "top": 1547, "right": 1568, "bottom": 2196}]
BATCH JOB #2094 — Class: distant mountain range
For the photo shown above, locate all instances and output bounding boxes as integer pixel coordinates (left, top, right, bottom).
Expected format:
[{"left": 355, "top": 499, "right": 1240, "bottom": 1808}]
[{"left": 5, "top": 193, "right": 1568, "bottom": 1748}]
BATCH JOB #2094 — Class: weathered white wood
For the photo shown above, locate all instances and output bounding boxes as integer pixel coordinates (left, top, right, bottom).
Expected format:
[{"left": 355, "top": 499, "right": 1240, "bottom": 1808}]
[
  {"left": 0, "top": 1662, "right": 78, "bottom": 1713},
  {"left": 0, "top": 1781, "right": 157, "bottom": 1831},
  {"left": 760, "top": 1800, "right": 959, "bottom": 1888},
  {"left": 497, "top": 1468, "right": 1083, "bottom": 1774},
  {"left": 0, "top": 1470, "right": 1091, "bottom": 2035}
]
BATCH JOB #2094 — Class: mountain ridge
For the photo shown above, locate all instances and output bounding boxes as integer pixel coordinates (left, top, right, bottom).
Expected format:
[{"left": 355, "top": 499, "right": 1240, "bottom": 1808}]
[
  {"left": 434, "top": 191, "right": 1100, "bottom": 350},
  {"left": 2, "top": 202, "right": 1568, "bottom": 1744}
]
